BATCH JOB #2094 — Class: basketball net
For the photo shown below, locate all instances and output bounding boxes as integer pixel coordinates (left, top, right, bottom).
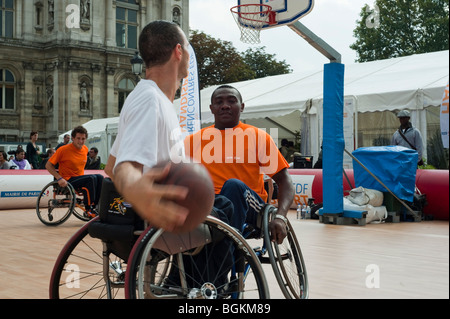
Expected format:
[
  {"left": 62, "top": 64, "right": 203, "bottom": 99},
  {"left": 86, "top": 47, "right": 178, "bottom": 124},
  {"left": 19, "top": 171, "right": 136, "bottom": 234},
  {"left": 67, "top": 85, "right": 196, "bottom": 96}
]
[{"left": 231, "top": 5, "right": 274, "bottom": 45}]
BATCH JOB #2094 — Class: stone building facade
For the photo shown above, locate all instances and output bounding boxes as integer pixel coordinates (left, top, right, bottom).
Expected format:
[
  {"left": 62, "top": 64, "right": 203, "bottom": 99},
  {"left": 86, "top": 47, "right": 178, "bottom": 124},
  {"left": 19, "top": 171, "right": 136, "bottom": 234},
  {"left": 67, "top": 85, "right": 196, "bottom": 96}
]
[{"left": 0, "top": 0, "right": 189, "bottom": 148}]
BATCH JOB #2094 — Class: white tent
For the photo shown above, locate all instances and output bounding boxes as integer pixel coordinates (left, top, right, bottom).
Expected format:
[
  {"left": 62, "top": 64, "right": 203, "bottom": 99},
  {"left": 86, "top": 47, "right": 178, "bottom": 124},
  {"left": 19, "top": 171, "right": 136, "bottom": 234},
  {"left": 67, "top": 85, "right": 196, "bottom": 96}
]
[
  {"left": 174, "top": 50, "right": 449, "bottom": 164},
  {"left": 62, "top": 51, "right": 448, "bottom": 167}
]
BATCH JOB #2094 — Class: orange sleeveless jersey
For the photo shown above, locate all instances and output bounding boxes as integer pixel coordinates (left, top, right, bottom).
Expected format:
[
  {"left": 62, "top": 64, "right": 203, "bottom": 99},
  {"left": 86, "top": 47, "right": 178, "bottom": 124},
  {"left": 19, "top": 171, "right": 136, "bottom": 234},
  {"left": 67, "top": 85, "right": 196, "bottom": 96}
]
[
  {"left": 185, "top": 122, "right": 289, "bottom": 203},
  {"left": 49, "top": 143, "right": 88, "bottom": 180}
]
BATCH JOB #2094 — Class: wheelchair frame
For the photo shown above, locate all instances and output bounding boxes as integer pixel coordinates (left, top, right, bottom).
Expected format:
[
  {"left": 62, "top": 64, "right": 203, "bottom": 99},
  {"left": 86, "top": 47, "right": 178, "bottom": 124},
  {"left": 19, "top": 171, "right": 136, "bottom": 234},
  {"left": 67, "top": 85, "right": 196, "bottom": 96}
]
[
  {"left": 36, "top": 180, "right": 92, "bottom": 226},
  {"left": 49, "top": 203, "right": 308, "bottom": 299}
]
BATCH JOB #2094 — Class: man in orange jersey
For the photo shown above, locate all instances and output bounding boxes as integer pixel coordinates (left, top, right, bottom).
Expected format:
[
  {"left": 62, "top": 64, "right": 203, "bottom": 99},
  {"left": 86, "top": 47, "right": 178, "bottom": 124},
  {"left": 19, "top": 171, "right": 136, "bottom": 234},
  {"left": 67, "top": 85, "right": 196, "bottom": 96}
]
[
  {"left": 46, "top": 126, "right": 103, "bottom": 218},
  {"left": 185, "top": 85, "right": 294, "bottom": 244}
]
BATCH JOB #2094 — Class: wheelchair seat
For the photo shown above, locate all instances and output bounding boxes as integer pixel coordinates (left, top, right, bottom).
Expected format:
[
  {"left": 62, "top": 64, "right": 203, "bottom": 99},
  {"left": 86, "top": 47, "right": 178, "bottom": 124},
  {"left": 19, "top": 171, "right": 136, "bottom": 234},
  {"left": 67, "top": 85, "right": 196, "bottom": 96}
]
[{"left": 88, "top": 178, "right": 144, "bottom": 261}]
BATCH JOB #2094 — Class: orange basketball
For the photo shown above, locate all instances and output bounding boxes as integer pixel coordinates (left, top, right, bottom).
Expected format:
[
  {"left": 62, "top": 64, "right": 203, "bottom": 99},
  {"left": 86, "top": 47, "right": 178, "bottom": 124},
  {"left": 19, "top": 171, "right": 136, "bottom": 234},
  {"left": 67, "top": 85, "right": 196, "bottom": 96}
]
[{"left": 155, "top": 161, "right": 215, "bottom": 234}]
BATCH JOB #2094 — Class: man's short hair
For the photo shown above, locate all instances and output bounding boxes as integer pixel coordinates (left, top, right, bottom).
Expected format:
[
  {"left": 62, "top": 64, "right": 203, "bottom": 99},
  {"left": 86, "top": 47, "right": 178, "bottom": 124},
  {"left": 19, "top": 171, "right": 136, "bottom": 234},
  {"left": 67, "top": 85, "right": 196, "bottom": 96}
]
[
  {"left": 139, "top": 20, "right": 185, "bottom": 69},
  {"left": 211, "top": 85, "right": 243, "bottom": 104},
  {"left": 71, "top": 126, "right": 88, "bottom": 139}
]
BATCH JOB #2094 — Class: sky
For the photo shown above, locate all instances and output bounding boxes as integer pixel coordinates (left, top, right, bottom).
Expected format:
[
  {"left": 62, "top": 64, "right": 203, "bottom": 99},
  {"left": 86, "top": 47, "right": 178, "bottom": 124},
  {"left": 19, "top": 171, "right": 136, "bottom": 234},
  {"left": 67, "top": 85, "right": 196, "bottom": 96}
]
[{"left": 189, "top": 0, "right": 376, "bottom": 73}]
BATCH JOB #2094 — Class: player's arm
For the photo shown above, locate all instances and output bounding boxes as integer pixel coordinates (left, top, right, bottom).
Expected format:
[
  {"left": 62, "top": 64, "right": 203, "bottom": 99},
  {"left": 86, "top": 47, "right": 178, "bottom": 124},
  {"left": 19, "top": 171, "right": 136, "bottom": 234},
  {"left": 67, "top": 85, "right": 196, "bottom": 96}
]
[
  {"left": 104, "top": 155, "right": 116, "bottom": 181},
  {"left": 113, "top": 161, "right": 189, "bottom": 232},
  {"left": 45, "top": 159, "right": 67, "bottom": 187},
  {"left": 272, "top": 168, "right": 294, "bottom": 216},
  {"left": 270, "top": 168, "right": 294, "bottom": 244}
]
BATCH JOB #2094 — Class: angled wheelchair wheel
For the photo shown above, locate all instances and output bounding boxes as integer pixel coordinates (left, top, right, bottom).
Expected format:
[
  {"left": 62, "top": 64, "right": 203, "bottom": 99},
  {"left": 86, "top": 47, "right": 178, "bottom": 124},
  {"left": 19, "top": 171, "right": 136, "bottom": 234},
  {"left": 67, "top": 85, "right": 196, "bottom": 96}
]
[
  {"left": 125, "top": 216, "right": 270, "bottom": 299},
  {"left": 36, "top": 181, "right": 75, "bottom": 226},
  {"left": 263, "top": 205, "right": 309, "bottom": 299},
  {"left": 49, "top": 218, "right": 126, "bottom": 299}
]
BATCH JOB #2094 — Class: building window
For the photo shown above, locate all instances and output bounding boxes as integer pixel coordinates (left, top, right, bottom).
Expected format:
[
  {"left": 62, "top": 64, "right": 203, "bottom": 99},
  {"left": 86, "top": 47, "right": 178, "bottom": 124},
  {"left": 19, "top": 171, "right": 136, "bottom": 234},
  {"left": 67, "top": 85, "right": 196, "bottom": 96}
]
[
  {"left": 0, "top": 69, "right": 15, "bottom": 110},
  {"left": 118, "top": 78, "right": 135, "bottom": 113},
  {"left": 116, "top": 0, "right": 138, "bottom": 49},
  {"left": 35, "top": 1, "right": 43, "bottom": 31},
  {"left": 0, "top": 0, "right": 14, "bottom": 38}
]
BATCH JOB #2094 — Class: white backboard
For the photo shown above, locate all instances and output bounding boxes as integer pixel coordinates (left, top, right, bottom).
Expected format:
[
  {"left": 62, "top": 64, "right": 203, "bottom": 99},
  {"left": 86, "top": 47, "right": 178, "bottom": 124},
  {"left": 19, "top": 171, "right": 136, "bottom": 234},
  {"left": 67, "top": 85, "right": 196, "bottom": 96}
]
[{"left": 237, "top": 0, "right": 315, "bottom": 28}]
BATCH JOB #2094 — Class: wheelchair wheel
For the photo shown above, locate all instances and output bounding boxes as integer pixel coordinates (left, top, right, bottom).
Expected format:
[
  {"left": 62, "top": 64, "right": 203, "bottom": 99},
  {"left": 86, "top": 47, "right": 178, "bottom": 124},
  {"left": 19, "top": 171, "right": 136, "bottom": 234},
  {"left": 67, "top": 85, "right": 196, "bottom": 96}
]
[
  {"left": 49, "top": 218, "right": 126, "bottom": 299},
  {"left": 36, "top": 181, "right": 75, "bottom": 226},
  {"left": 125, "top": 216, "right": 270, "bottom": 299},
  {"left": 263, "top": 205, "right": 309, "bottom": 299}
]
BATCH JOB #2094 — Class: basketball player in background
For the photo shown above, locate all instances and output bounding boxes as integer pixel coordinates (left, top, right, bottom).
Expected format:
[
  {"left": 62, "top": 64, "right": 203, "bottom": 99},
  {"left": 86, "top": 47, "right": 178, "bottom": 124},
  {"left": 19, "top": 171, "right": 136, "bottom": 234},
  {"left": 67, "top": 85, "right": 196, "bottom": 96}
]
[{"left": 185, "top": 85, "right": 295, "bottom": 244}]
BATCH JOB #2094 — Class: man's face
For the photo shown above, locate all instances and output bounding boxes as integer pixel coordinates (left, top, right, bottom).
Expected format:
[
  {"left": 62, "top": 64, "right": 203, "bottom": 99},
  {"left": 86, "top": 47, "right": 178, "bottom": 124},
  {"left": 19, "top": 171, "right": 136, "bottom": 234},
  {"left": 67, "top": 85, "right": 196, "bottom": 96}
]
[
  {"left": 210, "top": 88, "right": 244, "bottom": 130},
  {"left": 399, "top": 117, "right": 410, "bottom": 127},
  {"left": 88, "top": 149, "right": 96, "bottom": 158},
  {"left": 64, "top": 135, "right": 70, "bottom": 144},
  {"left": 72, "top": 133, "right": 87, "bottom": 149}
]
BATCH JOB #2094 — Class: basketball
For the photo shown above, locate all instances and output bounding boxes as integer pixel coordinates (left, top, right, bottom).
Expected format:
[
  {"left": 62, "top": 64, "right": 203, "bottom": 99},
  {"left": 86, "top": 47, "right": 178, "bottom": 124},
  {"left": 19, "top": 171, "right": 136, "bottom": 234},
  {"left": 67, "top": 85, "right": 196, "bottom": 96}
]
[{"left": 155, "top": 161, "right": 215, "bottom": 234}]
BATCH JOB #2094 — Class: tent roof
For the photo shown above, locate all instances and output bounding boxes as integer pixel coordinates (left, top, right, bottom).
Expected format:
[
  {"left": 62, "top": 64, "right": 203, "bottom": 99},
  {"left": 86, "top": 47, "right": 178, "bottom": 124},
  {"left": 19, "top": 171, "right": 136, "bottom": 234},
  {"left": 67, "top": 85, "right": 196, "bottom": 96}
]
[
  {"left": 59, "top": 117, "right": 120, "bottom": 142},
  {"left": 174, "top": 50, "right": 449, "bottom": 124}
]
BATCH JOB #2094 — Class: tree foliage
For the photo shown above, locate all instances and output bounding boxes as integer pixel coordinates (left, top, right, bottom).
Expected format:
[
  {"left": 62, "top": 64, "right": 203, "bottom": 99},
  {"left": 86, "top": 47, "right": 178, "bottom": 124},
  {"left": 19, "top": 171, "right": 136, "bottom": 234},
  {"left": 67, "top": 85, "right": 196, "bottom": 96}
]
[
  {"left": 242, "top": 47, "right": 292, "bottom": 78},
  {"left": 350, "top": 0, "right": 449, "bottom": 62},
  {"left": 190, "top": 30, "right": 292, "bottom": 89}
]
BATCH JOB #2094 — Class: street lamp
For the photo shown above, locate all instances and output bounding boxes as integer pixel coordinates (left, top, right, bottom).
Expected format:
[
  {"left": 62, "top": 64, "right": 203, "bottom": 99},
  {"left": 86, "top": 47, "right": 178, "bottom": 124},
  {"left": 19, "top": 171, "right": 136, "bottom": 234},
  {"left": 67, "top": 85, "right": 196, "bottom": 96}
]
[{"left": 130, "top": 51, "right": 143, "bottom": 81}]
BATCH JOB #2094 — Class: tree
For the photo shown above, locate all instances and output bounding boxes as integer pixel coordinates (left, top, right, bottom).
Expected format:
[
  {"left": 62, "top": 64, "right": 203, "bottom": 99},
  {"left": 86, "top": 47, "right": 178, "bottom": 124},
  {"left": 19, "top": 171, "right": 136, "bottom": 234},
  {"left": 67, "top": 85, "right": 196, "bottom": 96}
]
[
  {"left": 350, "top": 0, "right": 449, "bottom": 62},
  {"left": 190, "top": 30, "right": 292, "bottom": 89},
  {"left": 190, "top": 30, "right": 255, "bottom": 89},
  {"left": 242, "top": 47, "right": 292, "bottom": 79}
]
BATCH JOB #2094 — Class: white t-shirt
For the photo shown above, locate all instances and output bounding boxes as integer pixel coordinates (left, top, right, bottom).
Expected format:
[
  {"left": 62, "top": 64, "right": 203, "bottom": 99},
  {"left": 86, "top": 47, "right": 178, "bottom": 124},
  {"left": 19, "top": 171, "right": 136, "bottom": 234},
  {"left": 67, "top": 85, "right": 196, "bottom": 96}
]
[{"left": 111, "top": 79, "right": 185, "bottom": 173}]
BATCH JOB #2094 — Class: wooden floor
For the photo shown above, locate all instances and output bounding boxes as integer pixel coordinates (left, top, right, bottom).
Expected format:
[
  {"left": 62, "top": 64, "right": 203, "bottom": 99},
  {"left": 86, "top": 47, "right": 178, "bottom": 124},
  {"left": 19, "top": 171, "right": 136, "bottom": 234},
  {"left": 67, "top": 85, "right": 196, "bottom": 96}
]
[{"left": 0, "top": 209, "right": 448, "bottom": 299}]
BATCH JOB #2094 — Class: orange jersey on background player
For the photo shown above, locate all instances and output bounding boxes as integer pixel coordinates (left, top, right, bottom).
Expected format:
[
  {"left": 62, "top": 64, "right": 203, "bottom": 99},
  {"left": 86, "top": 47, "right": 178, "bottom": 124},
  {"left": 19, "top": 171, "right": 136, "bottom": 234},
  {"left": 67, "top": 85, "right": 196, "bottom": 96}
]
[
  {"left": 49, "top": 144, "right": 88, "bottom": 180},
  {"left": 185, "top": 122, "right": 289, "bottom": 203}
]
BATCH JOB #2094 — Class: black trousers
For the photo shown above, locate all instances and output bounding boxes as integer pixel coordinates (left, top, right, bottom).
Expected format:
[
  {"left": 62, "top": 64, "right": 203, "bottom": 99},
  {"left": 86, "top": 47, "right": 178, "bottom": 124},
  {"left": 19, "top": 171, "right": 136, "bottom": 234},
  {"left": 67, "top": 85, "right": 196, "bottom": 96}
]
[{"left": 69, "top": 174, "right": 104, "bottom": 209}]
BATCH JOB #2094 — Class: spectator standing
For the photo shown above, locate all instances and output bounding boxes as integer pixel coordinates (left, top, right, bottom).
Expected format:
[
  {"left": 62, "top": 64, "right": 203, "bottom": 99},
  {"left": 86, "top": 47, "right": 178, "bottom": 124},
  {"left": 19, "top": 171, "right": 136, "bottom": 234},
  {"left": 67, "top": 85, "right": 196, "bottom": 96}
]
[
  {"left": 56, "top": 134, "right": 71, "bottom": 150},
  {"left": 26, "top": 131, "right": 41, "bottom": 169},
  {"left": 391, "top": 110, "right": 424, "bottom": 166},
  {"left": 279, "top": 139, "right": 289, "bottom": 160},
  {"left": 85, "top": 147, "right": 101, "bottom": 170}
]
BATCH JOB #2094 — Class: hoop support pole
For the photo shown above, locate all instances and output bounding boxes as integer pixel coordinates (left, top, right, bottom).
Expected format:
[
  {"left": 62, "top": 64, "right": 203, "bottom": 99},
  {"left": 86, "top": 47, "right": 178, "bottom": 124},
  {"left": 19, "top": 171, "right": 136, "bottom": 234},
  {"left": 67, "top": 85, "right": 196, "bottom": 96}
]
[{"left": 289, "top": 21, "right": 341, "bottom": 63}]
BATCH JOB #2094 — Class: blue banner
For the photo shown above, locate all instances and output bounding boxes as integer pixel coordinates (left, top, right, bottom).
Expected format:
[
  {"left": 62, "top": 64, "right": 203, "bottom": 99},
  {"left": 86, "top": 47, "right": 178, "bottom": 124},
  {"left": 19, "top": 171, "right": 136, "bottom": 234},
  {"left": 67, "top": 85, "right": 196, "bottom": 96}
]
[{"left": 1, "top": 191, "right": 40, "bottom": 198}]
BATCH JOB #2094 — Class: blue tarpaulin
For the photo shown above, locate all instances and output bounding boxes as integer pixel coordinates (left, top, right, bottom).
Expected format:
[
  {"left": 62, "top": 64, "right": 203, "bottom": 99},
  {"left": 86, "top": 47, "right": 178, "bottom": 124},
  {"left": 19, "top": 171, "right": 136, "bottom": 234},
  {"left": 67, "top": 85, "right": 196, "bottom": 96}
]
[{"left": 352, "top": 146, "right": 418, "bottom": 202}]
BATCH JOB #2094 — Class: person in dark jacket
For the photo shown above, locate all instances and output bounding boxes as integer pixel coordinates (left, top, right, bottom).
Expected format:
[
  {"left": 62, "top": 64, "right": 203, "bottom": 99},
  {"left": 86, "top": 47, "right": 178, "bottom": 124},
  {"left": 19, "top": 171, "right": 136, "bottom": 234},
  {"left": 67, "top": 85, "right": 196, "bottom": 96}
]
[
  {"left": 26, "top": 131, "right": 41, "bottom": 169},
  {"left": 85, "top": 147, "right": 101, "bottom": 170}
]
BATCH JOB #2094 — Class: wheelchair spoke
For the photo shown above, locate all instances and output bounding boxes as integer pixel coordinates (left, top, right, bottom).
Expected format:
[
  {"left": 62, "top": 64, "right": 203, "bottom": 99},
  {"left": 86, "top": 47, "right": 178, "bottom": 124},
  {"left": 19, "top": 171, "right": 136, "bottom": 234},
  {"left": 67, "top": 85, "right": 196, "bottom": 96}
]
[
  {"left": 50, "top": 221, "right": 126, "bottom": 299},
  {"left": 127, "top": 217, "right": 270, "bottom": 299}
]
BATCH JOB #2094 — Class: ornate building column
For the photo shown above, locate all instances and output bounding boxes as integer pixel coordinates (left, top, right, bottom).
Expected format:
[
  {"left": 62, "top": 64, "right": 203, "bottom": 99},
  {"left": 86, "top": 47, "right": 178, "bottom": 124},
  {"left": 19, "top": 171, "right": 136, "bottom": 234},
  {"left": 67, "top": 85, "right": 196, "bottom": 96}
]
[
  {"left": 45, "top": 61, "right": 60, "bottom": 139},
  {"left": 105, "top": 0, "right": 115, "bottom": 46},
  {"left": 105, "top": 66, "right": 116, "bottom": 118}
]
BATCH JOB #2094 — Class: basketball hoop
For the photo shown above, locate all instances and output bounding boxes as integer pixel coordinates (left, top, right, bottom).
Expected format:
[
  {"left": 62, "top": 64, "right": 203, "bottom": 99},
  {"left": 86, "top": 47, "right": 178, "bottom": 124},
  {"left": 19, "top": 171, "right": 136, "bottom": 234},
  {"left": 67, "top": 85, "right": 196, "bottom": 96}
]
[{"left": 230, "top": 4, "right": 276, "bottom": 44}]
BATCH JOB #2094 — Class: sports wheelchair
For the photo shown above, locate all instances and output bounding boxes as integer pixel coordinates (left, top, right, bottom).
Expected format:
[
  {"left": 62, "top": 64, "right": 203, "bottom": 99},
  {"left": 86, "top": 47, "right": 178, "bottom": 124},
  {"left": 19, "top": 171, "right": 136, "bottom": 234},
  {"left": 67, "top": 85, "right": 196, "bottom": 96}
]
[
  {"left": 49, "top": 178, "right": 308, "bottom": 299},
  {"left": 36, "top": 180, "right": 92, "bottom": 226}
]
